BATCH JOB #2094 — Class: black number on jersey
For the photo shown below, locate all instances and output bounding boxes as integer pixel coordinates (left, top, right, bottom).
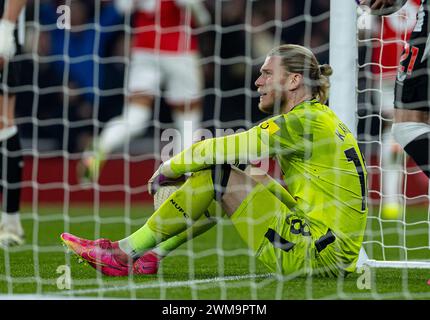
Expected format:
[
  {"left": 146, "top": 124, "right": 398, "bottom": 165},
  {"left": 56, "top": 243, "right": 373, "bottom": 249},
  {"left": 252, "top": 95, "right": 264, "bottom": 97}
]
[{"left": 344, "top": 147, "right": 366, "bottom": 211}]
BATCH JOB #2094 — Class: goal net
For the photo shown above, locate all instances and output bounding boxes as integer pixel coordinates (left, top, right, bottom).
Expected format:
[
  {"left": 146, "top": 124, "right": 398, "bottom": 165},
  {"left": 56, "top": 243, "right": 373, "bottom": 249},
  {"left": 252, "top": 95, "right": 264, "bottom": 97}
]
[
  {"left": 1, "top": 0, "right": 429, "bottom": 301},
  {"left": 356, "top": 0, "right": 430, "bottom": 274}
]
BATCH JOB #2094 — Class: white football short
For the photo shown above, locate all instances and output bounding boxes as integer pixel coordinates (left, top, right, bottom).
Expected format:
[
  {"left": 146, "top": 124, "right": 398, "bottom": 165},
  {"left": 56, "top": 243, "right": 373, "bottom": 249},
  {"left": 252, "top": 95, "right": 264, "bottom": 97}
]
[{"left": 127, "top": 50, "right": 203, "bottom": 104}]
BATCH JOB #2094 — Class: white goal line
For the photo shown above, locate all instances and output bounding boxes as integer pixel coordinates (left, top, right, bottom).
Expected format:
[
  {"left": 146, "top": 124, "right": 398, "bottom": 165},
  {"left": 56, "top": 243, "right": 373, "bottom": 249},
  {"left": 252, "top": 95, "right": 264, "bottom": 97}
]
[
  {"left": 46, "top": 273, "right": 275, "bottom": 297},
  {"left": 364, "top": 260, "right": 430, "bottom": 269}
]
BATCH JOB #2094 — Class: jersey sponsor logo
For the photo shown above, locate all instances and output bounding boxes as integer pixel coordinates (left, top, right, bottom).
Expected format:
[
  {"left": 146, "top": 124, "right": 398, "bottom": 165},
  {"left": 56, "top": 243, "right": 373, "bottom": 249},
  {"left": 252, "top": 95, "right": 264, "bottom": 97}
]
[
  {"left": 336, "top": 122, "right": 351, "bottom": 141},
  {"left": 290, "top": 219, "right": 311, "bottom": 236},
  {"left": 338, "top": 122, "right": 351, "bottom": 135},
  {"left": 259, "top": 120, "right": 280, "bottom": 135},
  {"left": 335, "top": 129, "right": 345, "bottom": 141},
  {"left": 169, "top": 198, "right": 189, "bottom": 219}
]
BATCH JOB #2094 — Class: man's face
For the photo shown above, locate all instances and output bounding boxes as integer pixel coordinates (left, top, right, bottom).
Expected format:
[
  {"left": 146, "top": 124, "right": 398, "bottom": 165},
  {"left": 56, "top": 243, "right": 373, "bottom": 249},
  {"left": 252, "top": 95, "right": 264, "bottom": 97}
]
[{"left": 255, "top": 55, "right": 287, "bottom": 114}]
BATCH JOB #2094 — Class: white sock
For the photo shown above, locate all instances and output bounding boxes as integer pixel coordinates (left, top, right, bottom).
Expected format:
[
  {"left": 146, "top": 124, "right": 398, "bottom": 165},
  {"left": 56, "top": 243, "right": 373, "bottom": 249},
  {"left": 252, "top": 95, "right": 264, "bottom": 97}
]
[
  {"left": 1, "top": 212, "right": 23, "bottom": 234},
  {"left": 381, "top": 130, "right": 403, "bottom": 206},
  {"left": 0, "top": 125, "right": 17, "bottom": 142},
  {"left": 171, "top": 108, "right": 202, "bottom": 154},
  {"left": 98, "top": 103, "right": 152, "bottom": 154}
]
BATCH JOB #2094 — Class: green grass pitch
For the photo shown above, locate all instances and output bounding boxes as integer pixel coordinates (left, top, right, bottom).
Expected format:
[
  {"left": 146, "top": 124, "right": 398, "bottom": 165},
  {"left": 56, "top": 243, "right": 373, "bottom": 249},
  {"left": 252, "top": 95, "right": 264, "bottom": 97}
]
[{"left": 0, "top": 204, "right": 429, "bottom": 299}]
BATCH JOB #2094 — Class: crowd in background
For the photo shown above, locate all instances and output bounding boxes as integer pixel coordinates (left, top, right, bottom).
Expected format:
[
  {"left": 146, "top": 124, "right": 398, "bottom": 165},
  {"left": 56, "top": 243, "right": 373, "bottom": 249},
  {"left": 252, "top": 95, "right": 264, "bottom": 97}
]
[{"left": 14, "top": 0, "right": 330, "bottom": 153}]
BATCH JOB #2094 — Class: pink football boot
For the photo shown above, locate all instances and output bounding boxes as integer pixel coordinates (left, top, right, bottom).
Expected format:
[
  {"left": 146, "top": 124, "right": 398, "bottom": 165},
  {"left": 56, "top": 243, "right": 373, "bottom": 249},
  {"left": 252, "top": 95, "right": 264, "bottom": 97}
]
[
  {"left": 132, "top": 251, "right": 162, "bottom": 275},
  {"left": 60, "top": 233, "right": 132, "bottom": 276}
]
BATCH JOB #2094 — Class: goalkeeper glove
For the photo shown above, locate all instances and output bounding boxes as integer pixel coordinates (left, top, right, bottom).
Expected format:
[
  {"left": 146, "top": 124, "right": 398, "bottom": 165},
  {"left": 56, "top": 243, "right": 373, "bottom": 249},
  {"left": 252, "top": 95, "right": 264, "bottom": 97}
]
[
  {"left": 148, "top": 163, "right": 185, "bottom": 195},
  {"left": 0, "top": 19, "right": 17, "bottom": 61}
]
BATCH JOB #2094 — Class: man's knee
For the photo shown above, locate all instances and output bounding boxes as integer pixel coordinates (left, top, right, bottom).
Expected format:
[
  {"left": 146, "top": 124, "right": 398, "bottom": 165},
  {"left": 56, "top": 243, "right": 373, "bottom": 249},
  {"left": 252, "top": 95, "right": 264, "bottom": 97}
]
[
  {"left": 128, "top": 94, "right": 154, "bottom": 107},
  {"left": 210, "top": 164, "right": 247, "bottom": 200},
  {"left": 393, "top": 108, "right": 430, "bottom": 123},
  {"left": 391, "top": 122, "right": 430, "bottom": 149},
  {"left": 210, "top": 165, "right": 256, "bottom": 217},
  {"left": 244, "top": 166, "right": 273, "bottom": 185}
]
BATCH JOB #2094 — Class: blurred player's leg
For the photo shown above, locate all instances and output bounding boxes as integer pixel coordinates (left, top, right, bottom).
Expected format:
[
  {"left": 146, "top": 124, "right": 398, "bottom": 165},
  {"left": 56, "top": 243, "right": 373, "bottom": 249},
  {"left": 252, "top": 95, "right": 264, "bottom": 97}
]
[
  {"left": 99, "top": 96, "right": 152, "bottom": 155},
  {"left": 0, "top": 95, "right": 24, "bottom": 248},
  {"left": 78, "top": 97, "right": 152, "bottom": 183},
  {"left": 165, "top": 53, "right": 203, "bottom": 154},
  {"left": 78, "top": 50, "right": 158, "bottom": 183},
  {"left": 374, "top": 81, "right": 404, "bottom": 219},
  {"left": 393, "top": 21, "right": 430, "bottom": 179},
  {"left": 392, "top": 120, "right": 430, "bottom": 177},
  {"left": 170, "top": 102, "right": 202, "bottom": 153},
  {"left": 0, "top": 11, "right": 25, "bottom": 247},
  {"left": 381, "top": 129, "right": 403, "bottom": 219}
]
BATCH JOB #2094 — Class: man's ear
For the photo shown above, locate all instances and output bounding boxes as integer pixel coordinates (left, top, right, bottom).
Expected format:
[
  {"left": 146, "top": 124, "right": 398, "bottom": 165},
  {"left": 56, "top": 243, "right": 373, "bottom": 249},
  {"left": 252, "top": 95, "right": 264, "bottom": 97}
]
[{"left": 288, "top": 73, "right": 302, "bottom": 91}]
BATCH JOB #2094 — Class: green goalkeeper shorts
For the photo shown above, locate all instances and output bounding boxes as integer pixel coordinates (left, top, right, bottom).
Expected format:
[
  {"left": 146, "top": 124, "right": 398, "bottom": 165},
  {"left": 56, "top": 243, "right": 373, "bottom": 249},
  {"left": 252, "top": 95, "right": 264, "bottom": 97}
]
[{"left": 230, "top": 184, "right": 342, "bottom": 277}]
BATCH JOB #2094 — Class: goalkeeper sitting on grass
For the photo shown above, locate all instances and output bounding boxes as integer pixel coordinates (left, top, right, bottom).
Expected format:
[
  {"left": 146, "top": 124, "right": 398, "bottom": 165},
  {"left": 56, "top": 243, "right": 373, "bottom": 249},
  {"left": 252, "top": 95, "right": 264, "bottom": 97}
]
[{"left": 61, "top": 44, "right": 368, "bottom": 278}]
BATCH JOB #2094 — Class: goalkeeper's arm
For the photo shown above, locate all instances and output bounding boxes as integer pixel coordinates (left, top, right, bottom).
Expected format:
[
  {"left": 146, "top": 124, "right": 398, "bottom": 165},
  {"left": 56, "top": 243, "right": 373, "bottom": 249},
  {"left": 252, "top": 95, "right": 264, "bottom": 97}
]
[
  {"left": 156, "top": 124, "right": 296, "bottom": 208},
  {"left": 0, "top": 0, "right": 26, "bottom": 64},
  {"left": 159, "top": 124, "right": 275, "bottom": 178}
]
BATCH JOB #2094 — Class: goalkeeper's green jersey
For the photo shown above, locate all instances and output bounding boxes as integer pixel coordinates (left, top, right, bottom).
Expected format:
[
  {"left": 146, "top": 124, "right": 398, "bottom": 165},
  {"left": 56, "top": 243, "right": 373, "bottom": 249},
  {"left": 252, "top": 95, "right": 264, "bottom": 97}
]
[{"left": 164, "top": 99, "right": 368, "bottom": 259}]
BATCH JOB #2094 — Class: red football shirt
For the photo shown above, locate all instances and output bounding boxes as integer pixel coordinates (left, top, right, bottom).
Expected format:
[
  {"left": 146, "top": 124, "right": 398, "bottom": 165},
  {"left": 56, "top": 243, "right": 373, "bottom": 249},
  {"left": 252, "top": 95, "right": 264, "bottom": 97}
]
[
  {"left": 132, "top": 0, "right": 199, "bottom": 53},
  {"left": 371, "top": 0, "right": 421, "bottom": 79}
]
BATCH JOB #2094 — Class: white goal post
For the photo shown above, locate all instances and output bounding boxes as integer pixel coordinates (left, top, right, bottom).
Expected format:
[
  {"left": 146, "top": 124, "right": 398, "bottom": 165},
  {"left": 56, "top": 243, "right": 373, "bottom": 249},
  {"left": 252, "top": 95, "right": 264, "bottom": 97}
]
[{"left": 329, "top": 0, "right": 358, "bottom": 137}]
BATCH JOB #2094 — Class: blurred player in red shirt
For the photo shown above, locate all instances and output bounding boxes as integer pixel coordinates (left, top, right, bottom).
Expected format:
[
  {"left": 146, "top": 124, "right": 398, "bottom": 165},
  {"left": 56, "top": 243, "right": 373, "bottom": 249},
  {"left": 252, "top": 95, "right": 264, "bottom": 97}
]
[{"left": 79, "top": 0, "right": 211, "bottom": 182}]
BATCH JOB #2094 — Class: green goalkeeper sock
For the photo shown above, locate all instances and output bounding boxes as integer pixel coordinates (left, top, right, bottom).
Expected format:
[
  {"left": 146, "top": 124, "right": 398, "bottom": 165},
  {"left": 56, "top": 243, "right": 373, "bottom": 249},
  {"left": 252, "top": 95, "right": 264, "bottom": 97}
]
[
  {"left": 119, "top": 170, "right": 215, "bottom": 258},
  {"left": 152, "top": 200, "right": 224, "bottom": 257}
]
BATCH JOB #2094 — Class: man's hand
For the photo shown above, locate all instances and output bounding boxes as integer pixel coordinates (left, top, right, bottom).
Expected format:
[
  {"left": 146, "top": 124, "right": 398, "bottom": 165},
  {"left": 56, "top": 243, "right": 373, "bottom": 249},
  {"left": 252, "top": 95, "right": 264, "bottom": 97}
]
[
  {"left": 0, "top": 19, "right": 17, "bottom": 62},
  {"left": 359, "top": 0, "right": 406, "bottom": 16},
  {"left": 148, "top": 165, "right": 185, "bottom": 195},
  {"left": 359, "top": 0, "right": 396, "bottom": 10}
]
